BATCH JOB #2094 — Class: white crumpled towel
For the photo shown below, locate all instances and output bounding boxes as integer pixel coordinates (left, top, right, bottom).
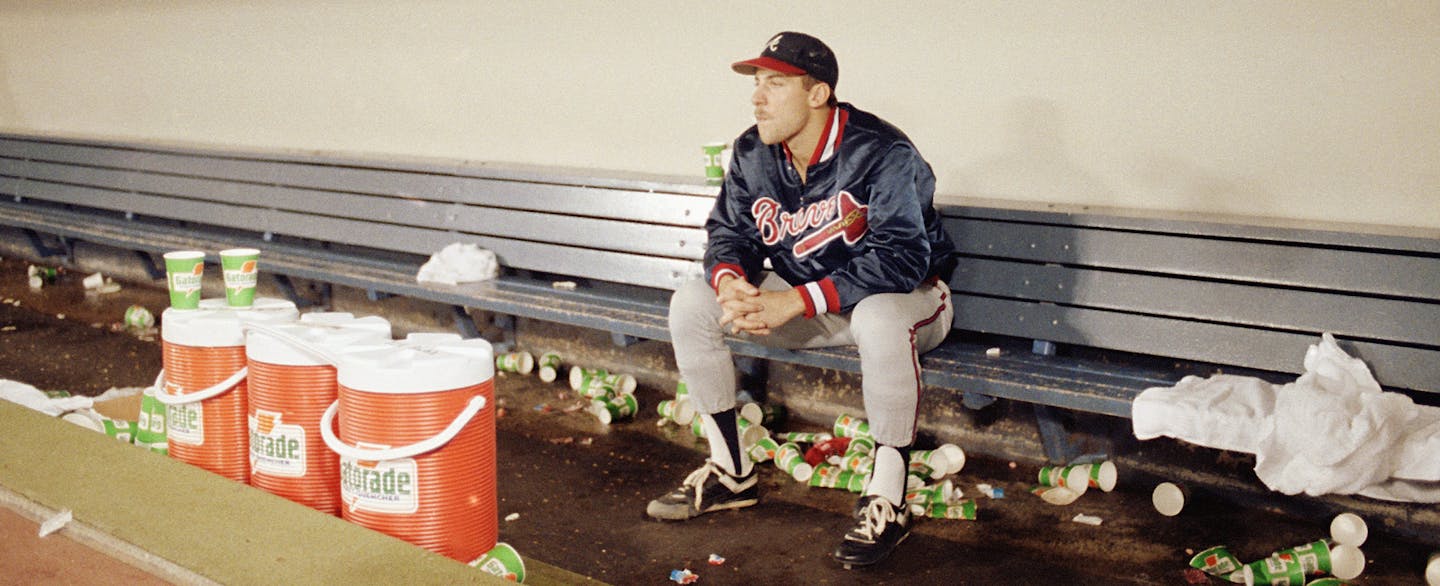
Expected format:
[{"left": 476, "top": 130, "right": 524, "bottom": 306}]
[
  {"left": 415, "top": 243, "right": 499, "bottom": 286},
  {"left": 1132, "top": 333, "right": 1440, "bottom": 503},
  {"left": 0, "top": 379, "right": 92, "bottom": 416}
]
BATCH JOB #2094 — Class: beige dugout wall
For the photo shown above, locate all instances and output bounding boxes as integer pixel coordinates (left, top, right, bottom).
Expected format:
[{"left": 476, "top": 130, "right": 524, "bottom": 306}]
[{"left": 1, "top": 1, "right": 1436, "bottom": 229}]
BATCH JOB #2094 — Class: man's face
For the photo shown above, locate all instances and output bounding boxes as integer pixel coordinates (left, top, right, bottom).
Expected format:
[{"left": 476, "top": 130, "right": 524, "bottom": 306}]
[{"left": 751, "top": 69, "right": 811, "bottom": 145}]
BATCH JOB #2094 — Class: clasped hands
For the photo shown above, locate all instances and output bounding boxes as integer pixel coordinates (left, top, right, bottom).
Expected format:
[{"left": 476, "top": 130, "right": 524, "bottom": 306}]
[{"left": 716, "top": 275, "right": 806, "bottom": 336}]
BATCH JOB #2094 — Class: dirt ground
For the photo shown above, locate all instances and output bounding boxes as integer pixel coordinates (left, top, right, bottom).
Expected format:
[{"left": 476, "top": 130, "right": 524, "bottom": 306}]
[{"left": 1, "top": 257, "right": 1436, "bottom": 585}]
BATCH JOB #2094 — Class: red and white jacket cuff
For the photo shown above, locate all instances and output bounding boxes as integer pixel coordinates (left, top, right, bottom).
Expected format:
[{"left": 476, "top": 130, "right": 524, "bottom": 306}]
[
  {"left": 709, "top": 264, "right": 745, "bottom": 291},
  {"left": 795, "top": 278, "right": 840, "bottom": 319}
]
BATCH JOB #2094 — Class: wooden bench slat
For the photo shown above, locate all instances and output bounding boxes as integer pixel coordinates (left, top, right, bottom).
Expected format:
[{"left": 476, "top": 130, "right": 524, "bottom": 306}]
[
  {"left": 949, "top": 218, "right": 1440, "bottom": 301},
  {"left": 950, "top": 257, "right": 1440, "bottom": 346},
  {"left": 0, "top": 140, "right": 714, "bottom": 226},
  {"left": 943, "top": 199, "right": 1440, "bottom": 255},
  {"left": 953, "top": 294, "right": 1440, "bottom": 393},
  {"left": 0, "top": 172, "right": 707, "bottom": 262},
  {"left": 0, "top": 187, "right": 702, "bottom": 291}
]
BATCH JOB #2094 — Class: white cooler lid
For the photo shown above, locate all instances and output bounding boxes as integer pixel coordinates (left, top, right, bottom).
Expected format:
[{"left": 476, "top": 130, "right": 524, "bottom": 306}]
[
  {"left": 161, "top": 298, "right": 299, "bottom": 347},
  {"left": 246, "top": 312, "right": 392, "bottom": 366},
  {"left": 336, "top": 333, "right": 493, "bottom": 394}
]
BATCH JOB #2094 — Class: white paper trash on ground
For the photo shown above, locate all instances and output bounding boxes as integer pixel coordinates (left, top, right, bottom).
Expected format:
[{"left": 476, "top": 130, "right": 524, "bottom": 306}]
[
  {"left": 1132, "top": 333, "right": 1440, "bottom": 503},
  {"left": 38, "top": 509, "right": 73, "bottom": 537},
  {"left": 0, "top": 380, "right": 92, "bottom": 416},
  {"left": 415, "top": 243, "right": 499, "bottom": 285}
]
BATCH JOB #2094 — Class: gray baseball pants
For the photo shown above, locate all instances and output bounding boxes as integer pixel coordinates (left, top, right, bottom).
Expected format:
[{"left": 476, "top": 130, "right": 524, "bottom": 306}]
[{"left": 669, "top": 272, "right": 954, "bottom": 447}]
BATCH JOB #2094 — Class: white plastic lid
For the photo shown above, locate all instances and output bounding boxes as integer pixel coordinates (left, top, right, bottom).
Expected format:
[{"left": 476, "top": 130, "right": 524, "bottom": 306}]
[
  {"left": 246, "top": 313, "right": 392, "bottom": 366},
  {"left": 336, "top": 333, "right": 493, "bottom": 394},
  {"left": 162, "top": 298, "right": 298, "bottom": 347}
]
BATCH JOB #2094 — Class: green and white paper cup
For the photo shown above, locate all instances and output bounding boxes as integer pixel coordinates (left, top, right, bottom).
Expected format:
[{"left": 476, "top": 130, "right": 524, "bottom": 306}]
[
  {"left": 496, "top": 351, "right": 535, "bottom": 375},
  {"left": 739, "top": 401, "right": 765, "bottom": 425},
  {"left": 810, "top": 467, "right": 866, "bottom": 492},
  {"left": 779, "top": 431, "right": 831, "bottom": 444},
  {"left": 911, "top": 449, "right": 951, "bottom": 480},
  {"left": 702, "top": 142, "right": 728, "bottom": 184},
  {"left": 163, "top": 251, "right": 206, "bottom": 309},
  {"left": 833, "top": 413, "right": 871, "bottom": 439},
  {"left": 1242, "top": 540, "right": 1358, "bottom": 584},
  {"left": 774, "top": 442, "right": 813, "bottom": 482},
  {"left": 569, "top": 367, "right": 636, "bottom": 396},
  {"left": 136, "top": 384, "right": 169, "bottom": 454},
  {"left": 747, "top": 436, "right": 781, "bottom": 463},
  {"left": 1189, "top": 545, "right": 1241, "bottom": 577},
  {"left": 737, "top": 417, "right": 768, "bottom": 449},
  {"left": 657, "top": 397, "right": 695, "bottom": 426},
  {"left": 102, "top": 418, "right": 139, "bottom": 443},
  {"left": 219, "top": 248, "right": 260, "bottom": 308},
  {"left": 925, "top": 500, "right": 977, "bottom": 520},
  {"left": 841, "top": 453, "right": 873, "bottom": 475},
  {"left": 1037, "top": 464, "right": 1093, "bottom": 495},
  {"left": 590, "top": 393, "right": 639, "bottom": 424},
  {"left": 469, "top": 542, "right": 526, "bottom": 582},
  {"left": 536, "top": 352, "right": 562, "bottom": 382},
  {"left": 123, "top": 305, "right": 155, "bottom": 329}
]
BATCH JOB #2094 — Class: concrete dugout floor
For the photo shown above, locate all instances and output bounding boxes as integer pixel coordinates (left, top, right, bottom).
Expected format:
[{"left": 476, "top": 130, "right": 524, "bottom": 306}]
[{"left": 0, "top": 251, "right": 1437, "bottom": 584}]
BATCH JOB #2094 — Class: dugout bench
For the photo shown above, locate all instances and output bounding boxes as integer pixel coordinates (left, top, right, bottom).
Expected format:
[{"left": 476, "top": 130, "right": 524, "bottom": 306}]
[{"left": 3, "top": 131, "right": 1438, "bottom": 465}]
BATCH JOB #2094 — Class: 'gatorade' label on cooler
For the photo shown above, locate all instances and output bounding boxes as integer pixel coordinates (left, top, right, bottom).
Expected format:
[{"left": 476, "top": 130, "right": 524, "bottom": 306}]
[
  {"left": 167, "top": 403, "right": 204, "bottom": 445},
  {"left": 341, "top": 443, "right": 419, "bottom": 514},
  {"left": 249, "top": 410, "right": 306, "bottom": 477}
]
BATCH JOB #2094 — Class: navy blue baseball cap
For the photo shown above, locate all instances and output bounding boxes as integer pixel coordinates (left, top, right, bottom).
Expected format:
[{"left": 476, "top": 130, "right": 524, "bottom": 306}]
[{"left": 731, "top": 32, "right": 838, "bottom": 89}]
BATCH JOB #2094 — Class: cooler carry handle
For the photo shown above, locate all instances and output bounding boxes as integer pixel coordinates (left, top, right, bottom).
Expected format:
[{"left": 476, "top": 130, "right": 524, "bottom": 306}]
[
  {"left": 318, "top": 395, "right": 487, "bottom": 461},
  {"left": 152, "top": 368, "right": 248, "bottom": 406}
]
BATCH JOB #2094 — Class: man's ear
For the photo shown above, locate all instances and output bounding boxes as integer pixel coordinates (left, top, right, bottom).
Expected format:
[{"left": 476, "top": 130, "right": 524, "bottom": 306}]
[{"left": 808, "top": 82, "right": 832, "bottom": 108}]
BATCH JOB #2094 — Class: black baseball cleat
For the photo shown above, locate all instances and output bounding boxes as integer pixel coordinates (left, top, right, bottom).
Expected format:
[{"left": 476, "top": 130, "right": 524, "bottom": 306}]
[
  {"left": 646, "top": 460, "right": 758, "bottom": 521},
  {"left": 834, "top": 494, "right": 912, "bottom": 569}
]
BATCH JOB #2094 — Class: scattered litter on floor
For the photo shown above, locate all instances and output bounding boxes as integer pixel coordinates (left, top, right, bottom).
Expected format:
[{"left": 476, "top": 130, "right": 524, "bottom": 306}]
[
  {"left": 669, "top": 568, "right": 699, "bottom": 584},
  {"left": 38, "top": 509, "right": 73, "bottom": 537},
  {"left": 708, "top": 553, "right": 725, "bottom": 566},
  {"left": 1071, "top": 513, "right": 1102, "bottom": 526},
  {"left": 504, "top": 513, "right": 520, "bottom": 522},
  {"left": 985, "top": 347, "right": 1001, "bottom": 357}
]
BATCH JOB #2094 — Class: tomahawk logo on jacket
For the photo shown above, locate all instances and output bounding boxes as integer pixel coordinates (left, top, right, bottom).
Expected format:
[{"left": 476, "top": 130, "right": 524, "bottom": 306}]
[{"left": 751, "top": 191, "right": 869, "bottom": 257}]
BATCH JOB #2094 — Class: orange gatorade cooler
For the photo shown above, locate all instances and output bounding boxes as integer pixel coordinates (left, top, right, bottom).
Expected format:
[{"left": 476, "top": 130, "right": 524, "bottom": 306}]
[
  {"left": 321, "top": 333, "right": 496, "bottom": 562},
  {"left": 245, "top": 312, "right": 391, "bottom": 515},
  {"left": 158, "top": 298, "right": 298, "bottom": 482}
]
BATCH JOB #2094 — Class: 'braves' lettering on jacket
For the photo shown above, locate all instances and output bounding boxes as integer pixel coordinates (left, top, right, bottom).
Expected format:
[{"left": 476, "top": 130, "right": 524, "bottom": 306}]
[{"left": 705, "top": 103, "right": 956, "bottom": 317}]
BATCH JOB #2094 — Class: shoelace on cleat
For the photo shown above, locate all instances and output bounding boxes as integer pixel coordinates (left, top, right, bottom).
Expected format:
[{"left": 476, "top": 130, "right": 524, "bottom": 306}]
[
  {"left": 850, "top": 498, "right": 899, "bottom": 543},
  {"left": 682, "top": 462, "right": 716, "bottom": 505}
]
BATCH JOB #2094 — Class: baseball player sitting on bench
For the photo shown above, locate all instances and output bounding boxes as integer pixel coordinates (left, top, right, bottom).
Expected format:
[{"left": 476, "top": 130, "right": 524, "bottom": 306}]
[{"left": 647, "top": 31, "right": 958, "bottom": 568}]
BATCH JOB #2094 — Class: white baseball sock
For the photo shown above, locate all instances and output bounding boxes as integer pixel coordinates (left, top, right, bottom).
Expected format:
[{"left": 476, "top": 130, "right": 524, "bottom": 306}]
[
  {"left": 866, "top": 445, "right": 907, "bottom": 507},
  {"left": 700, "top": 411, "right": 752, "bottom": 476}
]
